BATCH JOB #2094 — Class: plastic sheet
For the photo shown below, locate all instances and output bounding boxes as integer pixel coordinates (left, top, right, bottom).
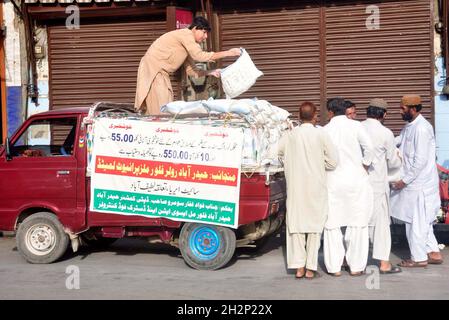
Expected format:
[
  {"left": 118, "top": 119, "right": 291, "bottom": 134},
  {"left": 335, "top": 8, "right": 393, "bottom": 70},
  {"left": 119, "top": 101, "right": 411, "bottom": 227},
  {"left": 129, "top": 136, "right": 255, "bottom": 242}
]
[{"left": 160, "top": 100, "right": 208, "bottom": 114}]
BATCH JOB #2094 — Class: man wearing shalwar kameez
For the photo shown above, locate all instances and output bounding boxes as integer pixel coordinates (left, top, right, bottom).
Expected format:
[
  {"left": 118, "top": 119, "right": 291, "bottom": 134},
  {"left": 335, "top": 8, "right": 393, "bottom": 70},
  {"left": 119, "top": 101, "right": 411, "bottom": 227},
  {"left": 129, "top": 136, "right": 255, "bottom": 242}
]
[
  {"left": 135, "top": 17, "right": 240, "bottom": 115},
  {"left": 390, "top": 94, "right": 443, "bottom": 267},
  {"left": 278, "top": 102, "right": 338, "bottom": 279},
  {"left": 323, "top": 98, "right": 374, "bottom": 276},
  {"left": 361, "top": 98, "right": 402, "bottom": 274}
]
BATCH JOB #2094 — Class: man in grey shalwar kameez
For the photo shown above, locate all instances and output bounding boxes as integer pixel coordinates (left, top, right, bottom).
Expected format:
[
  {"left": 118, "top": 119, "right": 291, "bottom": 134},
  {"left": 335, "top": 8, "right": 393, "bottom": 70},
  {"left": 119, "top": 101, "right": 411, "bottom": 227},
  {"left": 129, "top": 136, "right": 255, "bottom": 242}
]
[
  {"left": 390, "top": 94, "right": 443, "bottom": 267},
  {"left": 278, "top": 102, "right": 338, "bottom": 279},
  {"left": 361, "top": 98, "right": 402, "bottom": 274}
]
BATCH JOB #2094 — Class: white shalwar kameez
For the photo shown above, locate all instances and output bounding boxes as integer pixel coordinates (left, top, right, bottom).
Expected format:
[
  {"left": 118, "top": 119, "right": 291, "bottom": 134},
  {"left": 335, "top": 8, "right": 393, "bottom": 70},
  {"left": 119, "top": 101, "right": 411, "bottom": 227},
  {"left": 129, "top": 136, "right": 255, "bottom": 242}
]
[
  {"left": 361, "top": 118, "right": 402, "bottom": 261},
  {"left": 323, "top": 116, "right": 374, "bottom": 273},
  {"left": 390, "top": 114, "right": 441, "bottom": 262}
]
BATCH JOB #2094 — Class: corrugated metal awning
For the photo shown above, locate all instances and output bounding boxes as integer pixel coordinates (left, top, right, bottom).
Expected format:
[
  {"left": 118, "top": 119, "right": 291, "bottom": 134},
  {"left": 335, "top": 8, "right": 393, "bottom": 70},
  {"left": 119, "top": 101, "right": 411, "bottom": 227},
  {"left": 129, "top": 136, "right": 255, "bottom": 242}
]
[
  {"left": 25, "top": 0, "right": 162, "bottom": 3},
  {"left": 325, "top": 0, "right": 432, "bottom": 134},
  {"left": 47, "top": 20, "right": 173, "bottom": 109},
  {"left": 219, "top": 3, "right": 322, "bottom": 120},
  {"left": 217, "top": 0, "right": 433, "bottom": 133}
]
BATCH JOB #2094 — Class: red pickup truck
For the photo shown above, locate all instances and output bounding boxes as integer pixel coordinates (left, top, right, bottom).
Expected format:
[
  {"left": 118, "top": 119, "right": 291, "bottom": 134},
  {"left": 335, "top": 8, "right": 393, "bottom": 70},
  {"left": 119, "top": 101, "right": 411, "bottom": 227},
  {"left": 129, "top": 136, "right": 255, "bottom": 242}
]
[{"left": 0, "top": 103, "right": 286, "bottom": 270}]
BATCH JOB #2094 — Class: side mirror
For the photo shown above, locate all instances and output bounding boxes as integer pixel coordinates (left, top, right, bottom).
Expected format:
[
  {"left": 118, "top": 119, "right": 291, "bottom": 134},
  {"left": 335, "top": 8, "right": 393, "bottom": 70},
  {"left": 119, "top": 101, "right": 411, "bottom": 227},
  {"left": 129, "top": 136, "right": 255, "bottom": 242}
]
[{"left": 5, "top": 138, "right": 12, "bottom": 161}]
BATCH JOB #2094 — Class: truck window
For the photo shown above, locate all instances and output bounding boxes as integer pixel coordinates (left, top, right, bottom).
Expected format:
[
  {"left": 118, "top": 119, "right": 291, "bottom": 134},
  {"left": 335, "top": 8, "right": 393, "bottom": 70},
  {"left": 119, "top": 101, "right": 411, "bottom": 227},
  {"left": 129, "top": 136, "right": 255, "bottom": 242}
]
[{"left": 11, "top": 117, "right": 77, "bottom": 157}]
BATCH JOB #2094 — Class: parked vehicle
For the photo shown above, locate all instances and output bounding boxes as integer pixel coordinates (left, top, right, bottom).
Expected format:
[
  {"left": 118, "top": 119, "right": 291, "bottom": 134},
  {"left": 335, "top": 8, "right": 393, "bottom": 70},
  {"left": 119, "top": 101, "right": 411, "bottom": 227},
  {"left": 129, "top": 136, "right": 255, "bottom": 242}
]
[
  {"left": 437, "top": 164, "right": 449, "bottom": 225},
  {"left": 0, "top": 103, "right": 286, "bottom": 270}
]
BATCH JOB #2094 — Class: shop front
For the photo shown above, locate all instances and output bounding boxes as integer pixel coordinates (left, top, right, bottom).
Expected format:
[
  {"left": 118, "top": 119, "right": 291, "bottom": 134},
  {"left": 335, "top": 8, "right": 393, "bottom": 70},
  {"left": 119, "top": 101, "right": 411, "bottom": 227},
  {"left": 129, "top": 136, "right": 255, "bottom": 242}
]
[
  {"left": 215, "top": 0, "right": 434, "bottom": 132},
  {"left": 25, "top": 1, "right": 197, "bottom": 111}
]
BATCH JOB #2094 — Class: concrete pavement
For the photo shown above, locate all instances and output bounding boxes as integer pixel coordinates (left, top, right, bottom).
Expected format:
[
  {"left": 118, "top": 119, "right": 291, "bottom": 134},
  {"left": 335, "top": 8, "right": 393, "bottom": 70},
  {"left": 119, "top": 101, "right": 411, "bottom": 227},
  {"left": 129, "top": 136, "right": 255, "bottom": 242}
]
[{"left": 0, "top": 229, "right": 448, "bottom": 300}]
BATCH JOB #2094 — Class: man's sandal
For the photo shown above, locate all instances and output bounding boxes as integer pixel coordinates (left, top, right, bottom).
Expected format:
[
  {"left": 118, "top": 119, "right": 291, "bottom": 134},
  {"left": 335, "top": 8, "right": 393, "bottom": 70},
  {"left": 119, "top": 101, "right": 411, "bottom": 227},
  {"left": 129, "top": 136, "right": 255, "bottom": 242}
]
[
  {"left": 398, "top": 259, "right": 427, "bottom": 268},
  {"left": 305, "top": 270, "right": 321, "bottom": 280},
  {"left": 379, "top": 265, "right": 402, "bottom": 274},
  {"left": 427, "top": 252, "right": 443, "bottom": 264},
  {"left": 295, "top": 267, "right": 306, "bottom": 279},
  {"left": 427, "top": 258, "right": 443, "bottom": 265}
]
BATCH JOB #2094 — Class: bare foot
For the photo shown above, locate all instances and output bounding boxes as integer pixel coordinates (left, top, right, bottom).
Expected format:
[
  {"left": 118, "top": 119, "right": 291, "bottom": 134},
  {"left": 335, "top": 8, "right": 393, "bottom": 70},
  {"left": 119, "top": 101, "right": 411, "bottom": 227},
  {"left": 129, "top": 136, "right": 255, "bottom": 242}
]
[
  {"left": 428, "top": 251, "right": 443, "bottom": 260},
  {"left": 296, "top": 267, "right": 305, "bottom": 279},
  {"left": 379, "top": 260, "right": 393, "bottom": 272},
  {"left": 428, "top": 252, "right": 443, "bottom": 264},
  {"left": 305, "top": 269, "right": 321, "bottom": 279}
]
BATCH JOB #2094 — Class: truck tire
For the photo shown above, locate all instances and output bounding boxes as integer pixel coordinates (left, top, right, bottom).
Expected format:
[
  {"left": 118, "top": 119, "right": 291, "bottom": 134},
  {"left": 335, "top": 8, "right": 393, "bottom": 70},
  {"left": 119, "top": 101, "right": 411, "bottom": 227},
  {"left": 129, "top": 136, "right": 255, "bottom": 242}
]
[
  {"left": 16, "top": 212, "right": 69, "bottom": 264},
  {"left": 179, "top": 223, "right": 236, "bottom": 270}
]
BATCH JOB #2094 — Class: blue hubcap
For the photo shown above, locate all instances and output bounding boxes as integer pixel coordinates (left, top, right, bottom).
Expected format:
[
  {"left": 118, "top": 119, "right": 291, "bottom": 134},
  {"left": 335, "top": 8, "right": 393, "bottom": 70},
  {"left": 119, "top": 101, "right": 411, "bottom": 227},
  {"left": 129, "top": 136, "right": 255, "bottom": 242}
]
[{"left": 189, "top": 226, "right": 221, "bottom": 260}]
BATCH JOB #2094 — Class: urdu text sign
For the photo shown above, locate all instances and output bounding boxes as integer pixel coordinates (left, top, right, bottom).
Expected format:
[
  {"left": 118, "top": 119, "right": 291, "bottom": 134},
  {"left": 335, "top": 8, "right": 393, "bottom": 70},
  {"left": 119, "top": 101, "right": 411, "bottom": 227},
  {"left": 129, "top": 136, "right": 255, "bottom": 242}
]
[{"left": 90, "top": 118, "right": 243, "bottom": 228}]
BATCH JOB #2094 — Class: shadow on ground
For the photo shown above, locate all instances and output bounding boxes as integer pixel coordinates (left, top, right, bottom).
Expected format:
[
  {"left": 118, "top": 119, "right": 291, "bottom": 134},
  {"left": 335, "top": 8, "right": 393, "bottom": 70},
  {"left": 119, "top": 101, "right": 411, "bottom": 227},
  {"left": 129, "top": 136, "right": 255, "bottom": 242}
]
[
  {"left": 58, "top": 238, "right": 181, "bottom": 263},
  {"left": 7, "top": 223, "right": 448, "bottom": 268}
]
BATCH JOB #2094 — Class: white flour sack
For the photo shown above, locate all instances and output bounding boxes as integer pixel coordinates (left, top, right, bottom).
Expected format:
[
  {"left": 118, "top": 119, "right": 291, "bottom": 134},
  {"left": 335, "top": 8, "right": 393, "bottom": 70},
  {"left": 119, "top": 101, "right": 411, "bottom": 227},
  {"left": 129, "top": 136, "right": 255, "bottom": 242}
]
[{"left": 220, "top": 48, "right": 263, "bottom": 99}]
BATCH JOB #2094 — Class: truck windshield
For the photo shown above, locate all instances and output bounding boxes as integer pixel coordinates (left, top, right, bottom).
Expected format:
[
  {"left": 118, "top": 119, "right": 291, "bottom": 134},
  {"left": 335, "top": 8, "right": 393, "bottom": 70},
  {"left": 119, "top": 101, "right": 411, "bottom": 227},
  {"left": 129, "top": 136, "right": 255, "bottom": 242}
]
[{"left": 11, "top": 117, "right": 77, "bottom": 157}]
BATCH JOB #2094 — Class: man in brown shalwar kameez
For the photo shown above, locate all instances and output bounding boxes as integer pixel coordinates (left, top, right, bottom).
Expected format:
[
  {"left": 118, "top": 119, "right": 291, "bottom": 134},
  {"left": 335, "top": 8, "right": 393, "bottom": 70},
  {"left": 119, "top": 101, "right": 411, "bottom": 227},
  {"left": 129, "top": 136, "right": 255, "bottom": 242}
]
[
  {"left": 135, "top": 16, "right": 241, "bottom": 115},
  {"left": 278, "top": 102, "right": 339, "bottom": 279}
]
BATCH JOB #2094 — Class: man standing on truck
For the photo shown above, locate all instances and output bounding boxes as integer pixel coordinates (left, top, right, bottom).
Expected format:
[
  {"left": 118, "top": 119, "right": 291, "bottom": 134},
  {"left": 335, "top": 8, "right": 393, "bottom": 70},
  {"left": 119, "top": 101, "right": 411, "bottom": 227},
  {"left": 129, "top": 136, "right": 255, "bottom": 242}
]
[
  {"left": 361, "top": 98, "right": 402, "bottom": 274},
  {"left": 278, "top": 102, "right": 338, "bottom": 279},
  {"left": 390, "top": 94, "right": 443, "bottom": 267},
  {"left": 323, "top": 97, "right": 374, "bottom": 277},
  {"left": 134, "top": 16, "right": 241, "bottom": 115}
]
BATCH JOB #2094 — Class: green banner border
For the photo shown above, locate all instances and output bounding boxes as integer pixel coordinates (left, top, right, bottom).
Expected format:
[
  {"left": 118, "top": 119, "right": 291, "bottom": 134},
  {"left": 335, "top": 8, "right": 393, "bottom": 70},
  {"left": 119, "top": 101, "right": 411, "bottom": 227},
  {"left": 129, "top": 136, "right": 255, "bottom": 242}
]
[{"left": 93, "top": 188, "right": 236, "bottom": 226}]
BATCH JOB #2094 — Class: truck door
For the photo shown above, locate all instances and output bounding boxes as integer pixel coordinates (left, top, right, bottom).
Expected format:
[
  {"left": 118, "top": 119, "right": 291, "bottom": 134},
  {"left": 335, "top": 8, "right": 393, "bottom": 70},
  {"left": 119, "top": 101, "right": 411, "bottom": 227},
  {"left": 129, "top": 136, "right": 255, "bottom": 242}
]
[{"left": 0, "top": 117, "right": 80, "bottom": 229}]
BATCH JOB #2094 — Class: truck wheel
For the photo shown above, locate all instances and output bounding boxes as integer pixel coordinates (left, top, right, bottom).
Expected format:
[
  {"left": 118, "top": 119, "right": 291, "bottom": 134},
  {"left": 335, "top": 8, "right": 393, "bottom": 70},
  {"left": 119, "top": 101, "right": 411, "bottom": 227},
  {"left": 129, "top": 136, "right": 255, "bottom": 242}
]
[
  {"left": 179, "top": 223, "right": 236, "bottom": 270},
  {"left": 16, "top": 212, "right": 69, "bottom": 264}
]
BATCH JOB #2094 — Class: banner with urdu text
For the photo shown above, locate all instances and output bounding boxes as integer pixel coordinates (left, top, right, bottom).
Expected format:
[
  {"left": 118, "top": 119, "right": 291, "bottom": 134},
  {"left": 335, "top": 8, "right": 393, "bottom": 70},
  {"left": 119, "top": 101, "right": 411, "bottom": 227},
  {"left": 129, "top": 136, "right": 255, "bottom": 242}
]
[{"left": 90, "top": 118, "right": 243, "bottom": 228}]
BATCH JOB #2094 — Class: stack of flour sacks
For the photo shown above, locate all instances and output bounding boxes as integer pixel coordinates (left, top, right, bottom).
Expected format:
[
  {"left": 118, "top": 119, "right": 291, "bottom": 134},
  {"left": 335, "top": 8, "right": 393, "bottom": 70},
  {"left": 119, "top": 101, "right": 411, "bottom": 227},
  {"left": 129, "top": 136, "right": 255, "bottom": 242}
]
[{"left": 160, "top": 98, "right": 291, "bottom": 171}]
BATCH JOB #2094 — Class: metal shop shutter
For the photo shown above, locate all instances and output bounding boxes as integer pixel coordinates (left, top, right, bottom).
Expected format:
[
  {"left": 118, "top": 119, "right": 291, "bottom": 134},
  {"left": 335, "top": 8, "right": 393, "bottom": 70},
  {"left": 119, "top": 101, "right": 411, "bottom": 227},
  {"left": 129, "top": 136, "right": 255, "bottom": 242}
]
[
  {"left": 219, "top": 7, "right": 322, "bottom": 118},
  {"left": 48, "top": 20, "right": 180, "bottom": 110},
  {"left": 325, "top": 0, "right": 433, "bottom": 133}
]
